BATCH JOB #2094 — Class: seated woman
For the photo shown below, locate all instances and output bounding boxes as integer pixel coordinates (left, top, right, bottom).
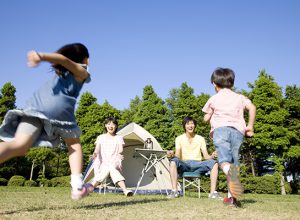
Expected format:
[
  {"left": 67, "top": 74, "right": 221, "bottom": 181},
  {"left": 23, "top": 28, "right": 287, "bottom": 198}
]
[{"left": 88, "top": 118, "right": 133, "bottom": 196}]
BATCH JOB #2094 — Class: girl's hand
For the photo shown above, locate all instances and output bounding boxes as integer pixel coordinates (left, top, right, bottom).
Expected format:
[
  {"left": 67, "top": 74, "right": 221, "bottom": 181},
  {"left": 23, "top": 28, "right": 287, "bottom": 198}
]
[
  {"left": 90, "top": 153, "right": 97, "bottom": 160},
  {"left": 27, "top": 50, "right": 42, "bottom": 67}
]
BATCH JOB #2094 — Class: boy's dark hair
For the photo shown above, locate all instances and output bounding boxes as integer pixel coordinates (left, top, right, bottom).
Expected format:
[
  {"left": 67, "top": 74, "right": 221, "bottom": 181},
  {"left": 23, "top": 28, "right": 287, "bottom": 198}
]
[
  {"left": 104, "top": 117, "right": 119, "bottom": 134},
  {"left": 211, "top": 68, "right": 235, "bottom": 89},
  {"left": 182, "top": 116, "right": 197, "bottom": 131},
  {"left": 52, "top": 43, "right": 89, "bottom": 75}
]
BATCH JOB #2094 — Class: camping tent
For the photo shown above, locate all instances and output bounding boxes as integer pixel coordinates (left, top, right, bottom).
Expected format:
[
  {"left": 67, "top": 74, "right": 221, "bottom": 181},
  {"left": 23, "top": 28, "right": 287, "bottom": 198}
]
[{"left": 83, "top": 122, "right": 172, "bottom": 194}]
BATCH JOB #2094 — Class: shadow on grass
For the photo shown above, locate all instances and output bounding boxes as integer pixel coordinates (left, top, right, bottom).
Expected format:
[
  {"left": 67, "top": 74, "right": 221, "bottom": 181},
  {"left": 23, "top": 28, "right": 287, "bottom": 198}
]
[
  {"left": 238, "top": 199, "right": 257, "bottom": 208},
  {"left": 241, "top": 199, "right": 257, "bottom": 204},
  {"left": 0, "top": 198, "right": 168, "bottom": 215},
  {"left": 78, "top": 197, "right": 169, "bottom": 210}
]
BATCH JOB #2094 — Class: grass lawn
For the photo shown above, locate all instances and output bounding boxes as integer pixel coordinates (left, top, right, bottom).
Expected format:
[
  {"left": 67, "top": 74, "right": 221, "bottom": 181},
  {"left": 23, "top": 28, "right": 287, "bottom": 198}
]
[{"left": 0, "top": 187, "right": 299, "bottom": 220}]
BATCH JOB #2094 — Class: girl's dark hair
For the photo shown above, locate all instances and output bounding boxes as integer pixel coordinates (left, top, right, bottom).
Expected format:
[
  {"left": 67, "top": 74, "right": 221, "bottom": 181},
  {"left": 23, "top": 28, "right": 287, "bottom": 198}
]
[
  {"left": 52, "top": 43, "right": 89, "bottom": 75},
  {"left": 182, "top": 116, "right": 197, "bottom": 131},
  {"left": 104, "top": 117, "right": 119, "bottom": 134},
  {"left": 211, "top": 68, "right": 235, "bottom": 88}
]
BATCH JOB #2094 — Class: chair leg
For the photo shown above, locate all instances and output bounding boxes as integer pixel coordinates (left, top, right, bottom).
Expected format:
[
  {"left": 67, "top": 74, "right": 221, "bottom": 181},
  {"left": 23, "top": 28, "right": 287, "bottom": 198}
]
[
  {"left": 198, "top": 178, "right": 200, "bottom": 198},
  {"left": 183, "top": 178, "right": 185, "bottom": 197}
]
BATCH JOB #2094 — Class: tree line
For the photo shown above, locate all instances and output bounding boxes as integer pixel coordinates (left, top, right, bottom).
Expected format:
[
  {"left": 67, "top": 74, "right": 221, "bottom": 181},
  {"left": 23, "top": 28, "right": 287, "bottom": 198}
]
[{"left": 0, "top": 70, "right": 299, "bottom": 194}]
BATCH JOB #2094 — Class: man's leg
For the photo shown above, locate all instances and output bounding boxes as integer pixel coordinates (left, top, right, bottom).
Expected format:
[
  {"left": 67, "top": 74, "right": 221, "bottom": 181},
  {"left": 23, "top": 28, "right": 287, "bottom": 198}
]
[
  {"left": 191, "top": 159, "right": 222, "bottom": 199},
  {"left": 168, "top": 157, "right": 189, "bottom": 198},
  {"left": 169, "top": 160, "right": 179, "bottom": 191}
]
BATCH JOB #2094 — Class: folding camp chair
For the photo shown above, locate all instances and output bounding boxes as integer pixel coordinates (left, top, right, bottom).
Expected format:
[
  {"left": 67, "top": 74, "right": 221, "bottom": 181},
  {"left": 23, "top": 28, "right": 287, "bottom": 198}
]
[
  {"left": 96, "top": 177, "right": 117, "bottom": 194},
  {"left": 182, "top": 172, "right": 202, "bottom": 198}
]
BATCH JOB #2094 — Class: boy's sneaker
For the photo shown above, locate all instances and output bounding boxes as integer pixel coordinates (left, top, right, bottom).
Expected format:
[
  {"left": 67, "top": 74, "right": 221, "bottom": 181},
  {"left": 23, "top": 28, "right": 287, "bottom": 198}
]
[
  {"left": 227, "top": 164, "right": 243, "bottom": 198},
  {"left": 167, "top": 191, "right": 179, "bottom": 199},
  {"left": 71, "top": 183, "right": 94, "bottom": 200},
  {"left": 223, "top": 196, "right": 241, "bottom": 208},
  {"left": 124, "top": 189, "right": 133, "bottom": 197},
  {"left": 208, "top": 191, "right": 223, "bottom": 200}
]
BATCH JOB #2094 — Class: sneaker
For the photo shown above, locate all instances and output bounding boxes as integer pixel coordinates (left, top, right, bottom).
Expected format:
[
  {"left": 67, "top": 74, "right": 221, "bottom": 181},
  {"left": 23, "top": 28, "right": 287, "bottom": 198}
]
[
  {"left": 208, "top": 191, "right": 223, "bottom": 200},
  {"left": 85, "top": 183, "right": 95, "bottom": 193},
  {"left": 167, "top": 191, "right": 179, "bottom": 199},
  {"left": 124, "top": 189, "right": 133, "bottom": 197},
  {"left": 223, "top": 196, "right": 241, "bottom": 208},
  {"left": 71, "top": 183, "right": 94, "bottom": 200},
  {"left": 227, "top": 164, "right": 243, "bottom": 198}
]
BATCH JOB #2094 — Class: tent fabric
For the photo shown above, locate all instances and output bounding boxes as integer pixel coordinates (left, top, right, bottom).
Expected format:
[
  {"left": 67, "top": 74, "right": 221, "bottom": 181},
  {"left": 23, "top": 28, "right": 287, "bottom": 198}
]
[{"left": 83, "top": 122, "right": 172, "bottom": 194}]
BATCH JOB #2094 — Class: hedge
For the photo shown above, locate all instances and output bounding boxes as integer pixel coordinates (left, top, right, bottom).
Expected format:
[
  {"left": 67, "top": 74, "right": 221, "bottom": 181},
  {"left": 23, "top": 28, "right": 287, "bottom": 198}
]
[
  {"left": 24, "top": 180, "right": 38, "bottom": 187},
  {"left": 50, "top": 176, "right": 71, "bottom": 187},
  {"left": 7, "top": 175, "right": 26, "bottom": 186}
]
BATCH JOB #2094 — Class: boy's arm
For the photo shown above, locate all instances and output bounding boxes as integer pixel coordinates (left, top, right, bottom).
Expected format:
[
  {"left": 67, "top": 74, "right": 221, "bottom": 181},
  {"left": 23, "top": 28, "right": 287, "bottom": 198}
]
[
  {"left": 27, "top": 50, "right": 89, "bottom": 83},
  {"left": 203, "top": 113, "right": 212, "bottom": 122},
  {"left": 245, "top": 103, "right": 256, "bottom": 137}
]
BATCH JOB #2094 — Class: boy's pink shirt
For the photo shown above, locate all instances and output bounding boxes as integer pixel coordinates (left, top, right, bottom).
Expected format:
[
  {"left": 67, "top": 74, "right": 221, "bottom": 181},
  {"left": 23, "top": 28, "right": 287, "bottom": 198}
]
[
  {"left": 94, "top": 134, "right": 125, "bottom": 169},
  {"left": 202, "top": 88, "right": 251, "bottom": 136}
]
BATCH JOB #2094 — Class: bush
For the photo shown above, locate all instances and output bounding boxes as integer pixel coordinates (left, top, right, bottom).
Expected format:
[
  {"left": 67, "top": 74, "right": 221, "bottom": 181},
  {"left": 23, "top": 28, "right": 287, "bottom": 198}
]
[
  {"left": 50, "top": 176, "right": 70, "bottom": 187},
  {"left": 24, "top": 180, "right": 37, "bottom": 187},
  {"left": 241, "top": 174, "right": 294, "bottom": 194},
  {"left": 0, "top": 178, "right": 8, "bottom": 186},
  {"left": 7, "top": 175, "right": 26, "bottom": 186}
]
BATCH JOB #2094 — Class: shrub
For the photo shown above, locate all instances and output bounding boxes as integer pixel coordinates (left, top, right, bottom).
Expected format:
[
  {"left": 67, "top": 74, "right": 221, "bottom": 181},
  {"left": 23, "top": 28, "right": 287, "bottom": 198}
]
[
  {"left": 24, "top": 180, "right": 37, "bottom": 187},
  {"left": 0, "top": 178, "right": 8, "bottom": 186},
  {"left": 50, "top": 176, "right": 70, "bottom": 187},
  {"left": 241, "top": 174, "right": 294, "bottom": 194},
  {"left": 8, "top": 175, "right": 26, "bottom": 186}
]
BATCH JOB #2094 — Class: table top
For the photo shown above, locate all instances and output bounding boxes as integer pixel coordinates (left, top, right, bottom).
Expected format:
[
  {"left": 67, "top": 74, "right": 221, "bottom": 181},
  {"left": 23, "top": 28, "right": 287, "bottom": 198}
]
[{"left": 134, "top": 148, "right": 167, "bottom": 157}]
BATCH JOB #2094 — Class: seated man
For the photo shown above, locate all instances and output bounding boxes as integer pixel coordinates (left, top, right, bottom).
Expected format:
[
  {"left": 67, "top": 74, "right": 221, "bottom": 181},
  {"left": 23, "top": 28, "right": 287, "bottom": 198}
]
[{"left": 167, "top": 116, "right": 222, "bottom": 199}]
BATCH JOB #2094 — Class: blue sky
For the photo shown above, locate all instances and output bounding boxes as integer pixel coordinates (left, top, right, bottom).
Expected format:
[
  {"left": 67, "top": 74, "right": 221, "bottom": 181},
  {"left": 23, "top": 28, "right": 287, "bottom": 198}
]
[{"left": 0, "top": 1, "right": 299, "bottom": 110}]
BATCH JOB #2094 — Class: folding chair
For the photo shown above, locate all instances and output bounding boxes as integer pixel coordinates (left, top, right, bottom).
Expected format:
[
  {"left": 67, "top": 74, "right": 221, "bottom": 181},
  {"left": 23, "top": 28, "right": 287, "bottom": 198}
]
[
  {"left": 96, "top": 177, "right": 117, "bottom": 194},
  {"left": 182, "top": 172, "right": 202, "bottom": 198}
]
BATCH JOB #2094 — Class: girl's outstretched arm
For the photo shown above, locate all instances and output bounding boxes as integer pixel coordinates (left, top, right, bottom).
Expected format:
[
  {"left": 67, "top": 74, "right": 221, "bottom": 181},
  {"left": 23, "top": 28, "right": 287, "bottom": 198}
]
[{"left": 27, "top": 50, "right": 89, "bottom": 83}]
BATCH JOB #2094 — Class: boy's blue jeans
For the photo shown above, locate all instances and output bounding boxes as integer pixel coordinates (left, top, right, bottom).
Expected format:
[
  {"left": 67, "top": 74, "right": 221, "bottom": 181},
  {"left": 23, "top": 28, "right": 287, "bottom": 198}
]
[
  {"left": 170, "top": 157, "right": 216, "bottom": 176},
  {"left": 213, "top": 126, "right": 244, "bottom": 166}
]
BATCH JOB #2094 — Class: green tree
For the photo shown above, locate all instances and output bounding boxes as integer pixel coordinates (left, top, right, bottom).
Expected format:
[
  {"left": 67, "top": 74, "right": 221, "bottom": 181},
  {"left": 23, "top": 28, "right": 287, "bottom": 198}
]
[
  {"left": 121, "top": 96, "right": 141, "bottom": 124},
  {"left": 248, "top": 70, "right": 289, "bottom": 195},
  {"left": 239, "top": 89, "right": 258, "bottom": 177},
  {"left": 26, "top": 148, "right": 57, "bottom": 180},
  {"left": 195, "top": 93, "right": 211, "bottom": 142},
  {"left": 284, "top": 85, "right": 300, "bottom": 185},
  {"left": 47, "top": 145, "right": 70, "bottom": 178},
  {"left": 0, "top": 82, "right": 16, "bottom": 123},
  {"left": 134, "top": 85, "right": 171, "bottom": 149},
  {"left": 76, "top": 92, "right": 102, "bottom": 164}
]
